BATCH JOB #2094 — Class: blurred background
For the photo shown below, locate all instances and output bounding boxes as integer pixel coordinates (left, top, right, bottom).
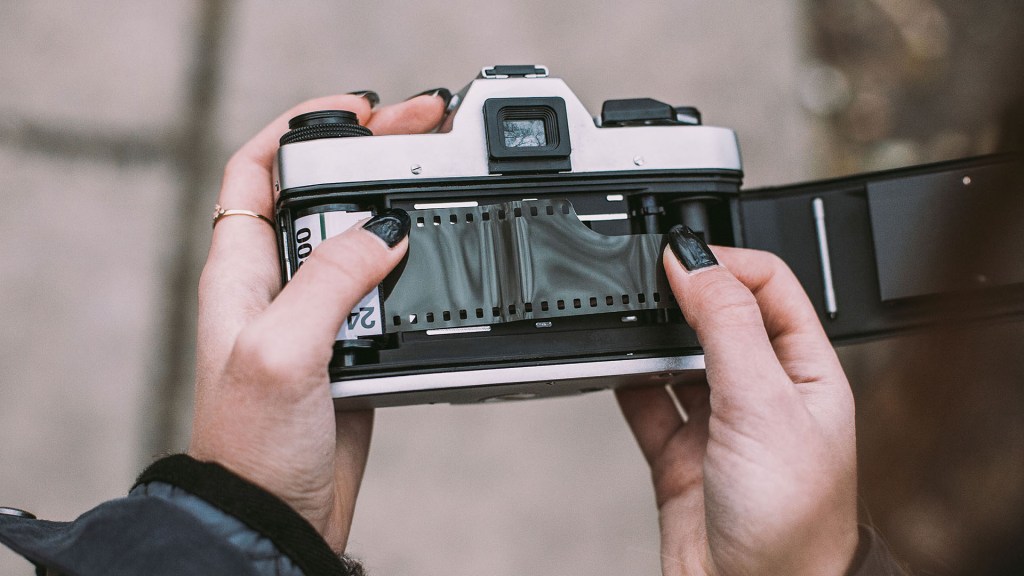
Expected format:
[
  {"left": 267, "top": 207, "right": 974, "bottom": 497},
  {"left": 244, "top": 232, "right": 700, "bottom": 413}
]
[{"left": 1, "top": 1, "right": 1021, "bottom": 574}]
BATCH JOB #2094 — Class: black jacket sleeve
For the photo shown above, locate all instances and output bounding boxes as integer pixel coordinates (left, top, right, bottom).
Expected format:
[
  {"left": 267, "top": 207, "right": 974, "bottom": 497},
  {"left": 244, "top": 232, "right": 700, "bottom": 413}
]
[{"left": 0, "top": 454, "right": 359, "bottom": 576}]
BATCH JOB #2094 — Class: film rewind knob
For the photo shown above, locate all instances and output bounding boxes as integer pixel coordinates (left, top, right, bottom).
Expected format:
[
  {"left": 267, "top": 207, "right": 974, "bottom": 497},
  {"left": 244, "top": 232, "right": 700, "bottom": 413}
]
[{"left": 280, "top": 110, "right": 372, "bottom": 145}]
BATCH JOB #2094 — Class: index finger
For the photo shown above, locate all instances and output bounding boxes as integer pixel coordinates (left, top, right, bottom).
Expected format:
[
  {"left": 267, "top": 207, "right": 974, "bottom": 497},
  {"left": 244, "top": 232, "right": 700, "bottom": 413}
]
[
  {"left": 712, "top": 246, "right": 844, "bottom": 384},
  {"left": 664, "top": 245, "right": 792, "bottom": 410},
  {"left": 663, "top": 238, "right": 847, "bottom": 420}
]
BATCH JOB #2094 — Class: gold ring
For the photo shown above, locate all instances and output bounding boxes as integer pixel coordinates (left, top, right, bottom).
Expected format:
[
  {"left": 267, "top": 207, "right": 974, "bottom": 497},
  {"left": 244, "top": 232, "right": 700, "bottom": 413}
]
[{"left": 212, "top": 204, "right": 274, "bottom": 229}]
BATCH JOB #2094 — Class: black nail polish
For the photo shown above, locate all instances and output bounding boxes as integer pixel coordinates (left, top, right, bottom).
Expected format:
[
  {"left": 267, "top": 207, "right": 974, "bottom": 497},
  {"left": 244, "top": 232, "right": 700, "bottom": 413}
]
[
  {"left": 362, "top": 208, "right": 411, "bottom": 248},
  {"left": 667, "top": 225, "right": 718, "bottom": 271},
  {"left": 346, "top": 90, "right": 380, "bottom": 108},
  {"left": 405, "top": 87, "right": 452, "bottom": 109}
]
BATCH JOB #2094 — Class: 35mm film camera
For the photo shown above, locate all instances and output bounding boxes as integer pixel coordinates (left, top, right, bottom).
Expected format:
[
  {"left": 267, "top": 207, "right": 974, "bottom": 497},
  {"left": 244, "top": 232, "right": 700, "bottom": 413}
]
[{"left": 274, "top": 65, "right": 1024, "bottom": 408}]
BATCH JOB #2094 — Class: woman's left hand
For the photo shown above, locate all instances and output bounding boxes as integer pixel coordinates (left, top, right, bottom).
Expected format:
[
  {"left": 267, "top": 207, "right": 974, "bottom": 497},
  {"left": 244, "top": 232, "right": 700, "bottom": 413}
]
[{"left": 189, "top": 91, "right": 447, "bottom": 551}]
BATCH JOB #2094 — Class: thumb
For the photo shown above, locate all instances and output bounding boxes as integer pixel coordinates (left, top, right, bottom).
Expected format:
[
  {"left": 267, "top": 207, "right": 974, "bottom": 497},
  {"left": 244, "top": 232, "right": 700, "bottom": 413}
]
[
  {"left": 663, "top": 226, "right": 793, "bottom": 415},
  {"left": 257, "top": 209, "right": 410, "bottom": 352}
]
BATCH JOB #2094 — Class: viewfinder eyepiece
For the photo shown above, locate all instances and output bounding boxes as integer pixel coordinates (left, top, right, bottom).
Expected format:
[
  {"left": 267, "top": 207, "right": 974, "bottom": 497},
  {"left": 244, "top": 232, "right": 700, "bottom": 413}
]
[{"left": 483, "top": 97, "right": 571, "bottom": 174}]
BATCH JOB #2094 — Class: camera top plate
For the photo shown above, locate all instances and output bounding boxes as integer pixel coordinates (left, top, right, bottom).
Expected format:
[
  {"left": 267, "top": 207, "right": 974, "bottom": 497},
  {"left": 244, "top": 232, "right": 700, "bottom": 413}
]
[{"left": 275, "top": 71, "right": 742, "bottom": 192}]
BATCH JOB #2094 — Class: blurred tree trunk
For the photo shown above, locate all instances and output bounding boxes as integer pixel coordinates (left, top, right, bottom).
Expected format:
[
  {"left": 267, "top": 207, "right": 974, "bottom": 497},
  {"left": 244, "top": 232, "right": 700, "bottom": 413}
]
[
  {"left": 806, "top": 0, "right": 1024, "bottom": 175},
  {"left": 806, "top": 2, "right": 1024, "bottom": 575}
]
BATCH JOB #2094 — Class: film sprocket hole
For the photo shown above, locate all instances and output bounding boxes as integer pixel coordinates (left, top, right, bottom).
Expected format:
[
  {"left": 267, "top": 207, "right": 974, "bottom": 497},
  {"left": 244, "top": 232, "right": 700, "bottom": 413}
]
[{"left": 273, "top": 65, "right": 1024, "bottom": 409}]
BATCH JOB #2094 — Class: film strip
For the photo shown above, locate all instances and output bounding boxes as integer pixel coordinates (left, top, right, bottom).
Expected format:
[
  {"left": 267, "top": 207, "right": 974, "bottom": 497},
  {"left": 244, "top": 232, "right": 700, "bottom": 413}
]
[{"left": 383, "top": 198, "right": 670, "bottom": 331}]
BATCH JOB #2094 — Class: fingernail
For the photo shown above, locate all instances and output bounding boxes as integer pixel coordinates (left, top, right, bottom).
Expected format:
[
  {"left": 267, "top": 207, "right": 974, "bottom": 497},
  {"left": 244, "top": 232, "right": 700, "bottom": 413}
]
[
  {"left": 347, "top": 90, "right": 380, "bottom": 108},
  {"left": 405, "top": 87, "right": 452, "bottom": 109},
  {"left": 362, "top": 208, "right": 411, "bottom": 248},
  {"left": 667, "top": 225, "right": 718, "bottom": 271}
]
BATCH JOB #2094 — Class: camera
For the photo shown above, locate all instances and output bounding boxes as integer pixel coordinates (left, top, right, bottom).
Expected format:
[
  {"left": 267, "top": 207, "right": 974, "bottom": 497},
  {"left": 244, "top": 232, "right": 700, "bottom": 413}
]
[{"left": 274, "top": 65, "right": 1024, "bottom": 408}]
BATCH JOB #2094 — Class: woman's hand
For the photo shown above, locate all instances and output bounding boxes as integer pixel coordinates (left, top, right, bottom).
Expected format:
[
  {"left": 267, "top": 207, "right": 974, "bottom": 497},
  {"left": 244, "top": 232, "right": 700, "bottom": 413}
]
[
  {"left": 188, "top": 91, "right": 447, "bottom": 552},
  {"left": 618, "top": 227, "right": 859, "bottom": 575}
]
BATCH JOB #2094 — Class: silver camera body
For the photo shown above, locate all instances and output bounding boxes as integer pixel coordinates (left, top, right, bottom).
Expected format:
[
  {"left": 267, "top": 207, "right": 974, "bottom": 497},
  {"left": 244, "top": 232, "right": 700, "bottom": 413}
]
[{"left": 274, "top": 65, "right": 1024, "bottom": 408}]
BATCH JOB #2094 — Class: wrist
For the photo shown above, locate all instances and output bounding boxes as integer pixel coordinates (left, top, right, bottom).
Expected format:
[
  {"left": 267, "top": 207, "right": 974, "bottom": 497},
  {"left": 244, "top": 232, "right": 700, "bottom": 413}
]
[{"left": 134, "top": 454, "right": 351, "bottom": 574}]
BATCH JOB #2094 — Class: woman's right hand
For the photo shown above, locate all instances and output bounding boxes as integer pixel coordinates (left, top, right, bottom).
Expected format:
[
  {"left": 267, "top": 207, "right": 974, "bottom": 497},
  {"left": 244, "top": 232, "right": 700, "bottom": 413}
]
[{"left": 617, "top": 228, "right": 860, "bottom": 575}]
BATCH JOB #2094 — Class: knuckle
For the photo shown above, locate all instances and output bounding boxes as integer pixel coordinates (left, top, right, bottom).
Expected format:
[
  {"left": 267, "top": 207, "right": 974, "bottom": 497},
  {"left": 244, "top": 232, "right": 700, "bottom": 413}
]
[
  {"left": 303, "top": 243, "right": 376, "bottom": 294},
  {"left": 221, "top": 151, "right": 268, "bottom": 189},
  {"left": 729, "top": 248, "right": 804, "bottom": 298},
  {"left": 231, "top": 326, "right": 292, "bottom": 382},
  {"left": 742, "top": 246, "right": 782, "bottom": 265},
  {"left": 688, "top": 273, "right": 763, "bottom": 328},
  {"left": 222, "top": 152, "right": 245, "bottom": 183},
  {"left": 765, "top": 251, "right": 787, "bottom": 269},
  {"left": 759, "top": 250, "right": 788, "bottom": 273},
  {"left": 760, "top": 251, "right": 795, "bottom": 283},
  {"left": 751, "top": 250, "right": 796, "bottom": 284},
  {"left": 312, "top": 232, "right": 392, "bottom": 285}
]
